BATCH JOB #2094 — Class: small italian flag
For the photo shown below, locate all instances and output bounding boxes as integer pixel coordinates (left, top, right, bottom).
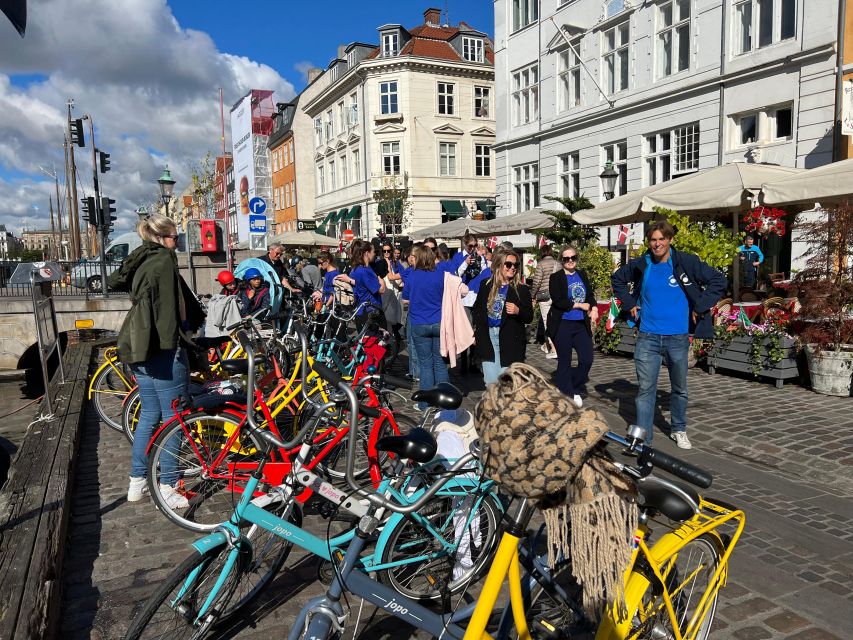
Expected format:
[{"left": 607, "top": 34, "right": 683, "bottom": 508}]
[
  {"left": 737, "top": 306, "right": 752, "bottom": 327},
  {"left": 605, "top": 298, "right": 620, "bottom": 333}
]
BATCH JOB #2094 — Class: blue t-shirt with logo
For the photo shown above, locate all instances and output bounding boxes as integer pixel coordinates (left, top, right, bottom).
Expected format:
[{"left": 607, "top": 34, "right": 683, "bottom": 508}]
[
  {"left": 351, "top": 265, "right": 381, "bottom": 315},
  {"left": 562, "top": 272, "right": 587, "bottom": 321},
  {"left": 639, "top": 258, "right": 689, "bottom": 335},
  {"left": 322, "top": 269, "right": 339, "bottom": 302},
  {"left": 488, "top": 284, "right": 508, "bottom": 327}
]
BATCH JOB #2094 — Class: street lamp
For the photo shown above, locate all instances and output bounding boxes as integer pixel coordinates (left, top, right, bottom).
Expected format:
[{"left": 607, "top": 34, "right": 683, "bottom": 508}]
[
  {"left": 600, "top": 161, "right": 619, "bottom": 201},
  {"left": 158, "top": 166, "right": 176, "bottom": 217},
  {"left": 135, "top": 205, "right": 148, "bottom": 220}
]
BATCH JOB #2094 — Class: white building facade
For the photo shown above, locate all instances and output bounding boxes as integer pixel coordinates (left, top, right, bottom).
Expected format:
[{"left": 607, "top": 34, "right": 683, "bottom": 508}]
[
  {"left": 302, "top": 8, "right": 497, "bottom": 240},
  {"left": 493, "top": 0, "right": 838, "bottom": 251}
]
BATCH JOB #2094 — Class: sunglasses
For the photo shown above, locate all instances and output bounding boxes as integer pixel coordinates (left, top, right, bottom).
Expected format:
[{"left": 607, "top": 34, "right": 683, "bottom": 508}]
[
  {"left": 503, "top": 261, "right": 518, "bottom": 269},
  {"left": 562, "top": 255, "right": 578, "bottom": 262},
  {"left": 161, "top": 234, "right": 179, "bottom": 241},
  {"left": 466, "top": 244, "right": 477, "bottom": 250},
  {"left": 383, "top": 249, "right": 392, "bottom": 253}
]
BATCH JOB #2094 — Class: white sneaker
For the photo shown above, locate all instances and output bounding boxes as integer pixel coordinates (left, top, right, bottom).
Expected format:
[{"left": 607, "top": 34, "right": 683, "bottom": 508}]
[
  {"left": 127, "top": 477, "right": 148, "bottom": 502},
  {"left": 159, "top": 484, "right": 190, "bottom": 509},
  {"left": 572, "top": 395, "right": 583, "bottom": 409},
  {"left": 671, "top": 432, "right": 692, "bottom": 450},
  {"left": 545, "top": 351, "right": 558, "bottom": 360}
]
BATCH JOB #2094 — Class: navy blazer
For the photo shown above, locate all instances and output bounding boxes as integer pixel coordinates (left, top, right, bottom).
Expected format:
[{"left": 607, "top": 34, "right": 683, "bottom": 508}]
[{"left": 546, "top": 268, "right": 597, "bottom": 339}]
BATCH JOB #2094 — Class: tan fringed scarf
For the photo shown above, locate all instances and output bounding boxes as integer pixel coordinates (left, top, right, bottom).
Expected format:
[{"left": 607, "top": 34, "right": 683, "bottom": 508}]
[{"left": 474, "top": 363, "right": 637, "bottom": 620}]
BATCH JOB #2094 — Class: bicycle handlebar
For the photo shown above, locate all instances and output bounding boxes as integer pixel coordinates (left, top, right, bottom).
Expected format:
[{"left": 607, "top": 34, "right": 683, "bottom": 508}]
[{"left": 603, "top": 431, "right": 713, "bottom": 489}]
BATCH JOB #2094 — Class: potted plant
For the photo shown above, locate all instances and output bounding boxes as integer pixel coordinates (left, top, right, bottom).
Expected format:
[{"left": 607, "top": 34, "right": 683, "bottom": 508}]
[{"left": 792, "top": 203, "right": 853, "bottom": 396}]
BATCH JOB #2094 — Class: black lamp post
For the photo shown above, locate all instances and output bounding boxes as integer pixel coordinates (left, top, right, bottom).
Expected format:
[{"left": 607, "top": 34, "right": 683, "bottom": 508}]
[
  {"left": 600, "top": 161, "right": 619, "bottom": 201},
  {"left": 157, "top": 166, "right": 176, "bottom": 217}
]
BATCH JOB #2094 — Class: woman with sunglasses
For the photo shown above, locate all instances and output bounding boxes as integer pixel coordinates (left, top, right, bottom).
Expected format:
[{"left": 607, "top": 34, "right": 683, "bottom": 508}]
[
  {"left": 472, "top": 248, "right": 533, "bottom": 384},
  {"left": 379, "top": 242, "right": 404, "bottom": 342},
  {"left": 546, "top": 246, "right": 599, "bottom": 408}
]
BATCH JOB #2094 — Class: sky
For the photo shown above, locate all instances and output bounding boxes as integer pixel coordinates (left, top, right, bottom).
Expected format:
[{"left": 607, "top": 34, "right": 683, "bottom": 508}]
[{"left": 0, "top": 0, "right": 494, "bottom": 236}]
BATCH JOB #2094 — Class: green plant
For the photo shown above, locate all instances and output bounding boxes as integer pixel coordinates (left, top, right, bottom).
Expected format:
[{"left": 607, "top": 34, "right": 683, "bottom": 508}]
[
  {"left": 373, "top": 176, "right": 412, "bottom": 243},
  {"left": 708, "top": 313, "right": 793, "bottom": 376},
  {"left": 578, "top": 244, "right": 616, "bottom": 298},
  {"left": 593, "top": 315, "right": 622, "bottom": 354},
  {"left": 540, "top": 195, "right": 599, "bottom": 250},
  {"left": 640, "top": 208, "right": 741, "bottom": 271}
]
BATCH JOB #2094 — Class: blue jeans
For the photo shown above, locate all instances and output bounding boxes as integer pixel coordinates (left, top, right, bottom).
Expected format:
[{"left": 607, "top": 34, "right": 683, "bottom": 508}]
[
  {"left": 406, "top": 314, "right": 419, "bottom": 377},
  {"left": 129, "top": 348, "right": 189, "bottom": 485},
  {"left": 411, "top": 323, "right": 449, "bottom": 399},
  {"left": 482, "top": 326, "right": 504, "bottom": 385},
  {"left": 634, "top": 332, "right": 689, "bottom": 443}
]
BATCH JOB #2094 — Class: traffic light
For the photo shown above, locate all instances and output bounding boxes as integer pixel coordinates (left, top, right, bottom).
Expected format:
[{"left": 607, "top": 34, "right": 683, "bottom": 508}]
[
  {"left": 101, "top": 197, "right": 117, "bottom": 233},
  {"left": 98, "top": 150, "right": 111, "bottom": 173},
  {"left": 70, "top": 118, "right": 85, "bottom": 147},
  {"left": 80, "top": 196, "right": 99, "bottom": 226}
]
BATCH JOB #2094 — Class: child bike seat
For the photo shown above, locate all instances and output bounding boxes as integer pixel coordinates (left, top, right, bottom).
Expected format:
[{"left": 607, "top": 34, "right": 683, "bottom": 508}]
[
  {"left": 411, "top": 383, "right": 463, "bottom": 410},
  {"left": 375, "top": 428, "right": 437, "bottom": 463},
  {"left": 636, "top": 475, "right": 700, "bottom": 522}
]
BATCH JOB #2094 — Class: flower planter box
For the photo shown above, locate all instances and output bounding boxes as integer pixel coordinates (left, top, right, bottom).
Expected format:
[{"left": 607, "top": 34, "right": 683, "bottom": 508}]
[
  {"left": 708, "top": 335, "right": 798, "bottom": 388},
  {"left": 615, "top": 325, "right": 637, "bottom": 355}
]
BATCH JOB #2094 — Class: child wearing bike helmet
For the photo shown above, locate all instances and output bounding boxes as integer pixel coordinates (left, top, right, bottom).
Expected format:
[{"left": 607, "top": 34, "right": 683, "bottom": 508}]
[
  {"left": 216, "top": 270, "right": 239, "bottom": 296},
  {"left": 237, "top": 268, "right": 270, "bottom": 317}
]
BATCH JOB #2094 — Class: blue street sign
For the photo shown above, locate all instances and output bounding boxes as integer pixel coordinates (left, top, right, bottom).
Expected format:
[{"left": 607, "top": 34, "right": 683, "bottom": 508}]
[
  {"left": 249, "top": 214, "right": 267, "bottom": 233},
  {"left": 248, "top": 196, "right": 267, "bottom": 215}
]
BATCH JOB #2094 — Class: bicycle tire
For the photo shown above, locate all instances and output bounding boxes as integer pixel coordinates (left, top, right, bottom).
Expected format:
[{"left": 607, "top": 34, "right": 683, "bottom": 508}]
[
  {"left": 378, "top": 491, "right": 501, "bottom": 602},
  {"left": 147, "top": 413, "right": 274, "bottom": 532},
  {"left": 123, "top": 547, "right": 243, "bottom": 640},
  {"left": 522, "top": 559, "right": 590, "bottom": 640},
  {"left": 91, "top": 363, "right": 133, "bottom": 432},
  {"left": 620, "top": 533, "right": 722, "bottom": 640},
  {"left": 122, "top": 388, "right": 141, "bottom": 444}
]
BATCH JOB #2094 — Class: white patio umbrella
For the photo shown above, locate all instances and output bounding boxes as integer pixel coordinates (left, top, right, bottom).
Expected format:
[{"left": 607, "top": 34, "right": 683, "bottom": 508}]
[
  {"left": 410, "top": 209, "right": 556, "bottom": 241},
  {"left": 574, "top": 163, "right": 805, "bottom": 225},
  {"left": 761, "top": 158, "right": 853, "bottom": 206},
  {"left": 409, "top": 217, "right": 482, "bottom": 241},
  {"left": 269, "top": 230, "right": 339, "bottom": 246}
]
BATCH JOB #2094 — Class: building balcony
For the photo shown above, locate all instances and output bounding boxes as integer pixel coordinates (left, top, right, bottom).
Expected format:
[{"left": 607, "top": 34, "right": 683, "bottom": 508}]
[{"left": 370, "top": 172, "right": 409, "bottom": 193}]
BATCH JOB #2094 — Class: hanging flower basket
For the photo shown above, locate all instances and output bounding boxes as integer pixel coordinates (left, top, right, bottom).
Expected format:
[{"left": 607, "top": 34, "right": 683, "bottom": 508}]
[{"left": 742, "top": 206, "right": 787, "bottom": 237}]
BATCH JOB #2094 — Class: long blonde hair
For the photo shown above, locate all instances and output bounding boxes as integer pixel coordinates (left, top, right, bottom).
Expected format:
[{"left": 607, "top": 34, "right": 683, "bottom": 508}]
[
  {"left": 487, "top": 248, "right": 521, "bottom": 311},
  {"left": 137, "top": 214, "right": 177, "bottom": 245}
]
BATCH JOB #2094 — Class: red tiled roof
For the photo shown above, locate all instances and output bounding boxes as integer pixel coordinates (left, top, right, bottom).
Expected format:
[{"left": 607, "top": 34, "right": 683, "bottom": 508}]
[
  {"left": 361, "top": 21, "right": 493, "bottom": 66},
  {"left": 408, "top": 25, "right": 460, "bottom": 40}
]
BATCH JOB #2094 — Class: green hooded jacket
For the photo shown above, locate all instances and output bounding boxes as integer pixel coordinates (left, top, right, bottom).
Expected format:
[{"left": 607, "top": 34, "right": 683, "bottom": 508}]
[{"left": 108, "top": 241, "right": 204, "bottom": 364}]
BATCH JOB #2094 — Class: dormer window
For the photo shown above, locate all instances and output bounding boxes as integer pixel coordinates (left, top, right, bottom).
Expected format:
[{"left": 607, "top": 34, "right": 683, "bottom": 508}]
[
  {"left": 330, "top": 65, "right": 339, "bottom": 81},
  {"left": 382, "top": 32, "right": 399, "bottom": 57},
  {"left": 347, "top": 50, "right": 355, "bottom": 67},
  {"left": 462, "top": 37, "right": 484, "bottom": 63}
]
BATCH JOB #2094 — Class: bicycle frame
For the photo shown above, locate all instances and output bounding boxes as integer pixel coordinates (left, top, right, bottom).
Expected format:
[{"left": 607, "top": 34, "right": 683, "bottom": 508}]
[{"left": 87, "top": 346, "right": 133, "bottom": 400}]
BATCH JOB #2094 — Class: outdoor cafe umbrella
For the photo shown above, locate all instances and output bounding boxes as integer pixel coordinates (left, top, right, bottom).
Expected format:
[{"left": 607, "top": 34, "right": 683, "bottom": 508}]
[
  {"left": 409, "top": 217, "right": 479, "bottom": 242},
  {"left": 409, "top": 209, "right": 556, "bottom": 241},
  {"left": 761, "top": 157, "right": 853, "bottom": 206},
  {"left": 573, "top": 162, "right": 805, "bottom": 226},
  {"left": 269, "top": 230, "right": 339, "bottom": 247}
]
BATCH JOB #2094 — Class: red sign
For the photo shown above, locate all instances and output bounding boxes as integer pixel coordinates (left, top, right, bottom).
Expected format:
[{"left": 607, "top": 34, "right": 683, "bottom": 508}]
[
  {"left": 200, "top": 220, "right": 219, "bottom": 252},
  {"left": 342, "top": 229, "right": 354, "bottom": 242}
]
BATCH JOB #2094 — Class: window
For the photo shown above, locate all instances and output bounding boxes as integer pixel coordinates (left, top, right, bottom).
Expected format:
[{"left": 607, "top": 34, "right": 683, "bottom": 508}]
[
  {"left": 340, "top": 154, "right": 348, "bottom": 185},
  {"left": 732, "top": 105, "right": 793, "bottom": 146},
  {"left": 330, "top": 65, "right": 339, "bottom": 82},
  {"left": 673, "top": 123, "right": 699, "bottom": 173},
  {"left": 734, "top": 0, "right": 796, "bottom": 55},
  {"left": 558, "top": 42, "right": 582, "bottom": 111},
  {"left": 318, "top": 164, "right": 325, "bottom": 194},
  {"left": 603, "top": 21, "right": 630, "bottom": 95},
  {"left": 475, "top": 144, "right": 491, "bottom": 177},
  {"left": 737, "top": 112, "right": 758, "bottom": 145},
  {"left": 283, "top": 145, "right": 289, "bottom": 167},
  {"left": 338, "top": 101, "right": 346, "bottom": 133},
  {"left": 512, "top": 163, "right": 539, "bottom": 213},
  {"left": 512, "top": 0, "right": 538, "bottom": 32},
  {"left": 314, "top": 117, "right": 322, "bottom": 146},
  {"left": 380, "top": 81, "right": 398, "bottom": 114},
  {"left": 601, "top": 141, "right": 628, "bottom": 198},
  {"left": 352, "top": 149, "right": 361, "bottom": 179},
  {"left": 559, "top": 152, "right": 580, "bottom": 198},
  {"left": 645, "top": 123, "right": 699, "bottom": 186},
  {"left": 349, "top": 92, "right": 358, "bottom": 125},
  {"left": 285, "top": 183, "right": 291, "bottom": 208},
  {"left": 657, "top": 0, "right": 690, "bottom": 77},
  {"left": 274, "top": 187, "right": 280, "bottom": 209},
  {"left": 474, "top": 86, "right": 491, "bottom": 117},
  {"left": 347, "top": 50, "right": 355, "bottom": 67},
  {"left": 382, "top": 31, "right": 399, "bottom": 57},
  {"left": 329, "top": 159, "right": 336, "bottom": 190},
  {"left": 512, "top": 64, "right": 538, "bottom": 126},
  {"left": 438, "top": 82, "right": 455, "bottom": 115},
  {"left": 291, "top": 180, "right": 296, "bottom": 206},
  {"left": 289, "top": 140, "right": 294, "bottom": 161},
  {"left": 325, "top": 109, "right": 334, "bottom": 140},
  {"left": 272, "top": 150, "right": 278, "bottom": 172},
  {"left": 462, "top": 37, "right": 484, "bottom": 62},
  {"left": 439, "top": 142, "right": 457, "bottom": 176},
  {"left": 771, "top": 106, "right": 793, "bottom": 139},
  {"left": 382, "top": 141, "right": 400, "bottom": 175}
]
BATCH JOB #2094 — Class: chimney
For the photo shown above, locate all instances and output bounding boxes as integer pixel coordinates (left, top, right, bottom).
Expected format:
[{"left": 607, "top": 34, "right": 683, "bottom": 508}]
[
  {"left": 424, "top": 7, "right": 441, "bottom": 26},
  {"left": 307, "top": 67, "right": 323, "bottom": 83},
  {"left": 337, "top": 44, "right": 346, "bottom": 59}
]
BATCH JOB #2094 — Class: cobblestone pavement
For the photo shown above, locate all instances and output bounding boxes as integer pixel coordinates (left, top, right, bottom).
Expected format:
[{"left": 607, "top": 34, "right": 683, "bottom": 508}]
[{"left": 7, "top": 345, "right": 845, "bottom": 639}]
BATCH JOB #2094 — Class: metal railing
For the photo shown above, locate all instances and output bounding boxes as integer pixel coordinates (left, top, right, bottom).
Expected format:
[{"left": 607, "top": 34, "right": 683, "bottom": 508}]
[{"left": 0, "top": 260, "right": 125, "bottom": 297}]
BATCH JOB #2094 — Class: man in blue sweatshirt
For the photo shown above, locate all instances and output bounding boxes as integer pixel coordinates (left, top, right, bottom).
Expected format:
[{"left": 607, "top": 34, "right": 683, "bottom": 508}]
[
  {"left": 737, "top": 235, "right": 764, "bottom": 289},
  {"left": 611, "top": 221, "right": 726, "bottom": 449}
]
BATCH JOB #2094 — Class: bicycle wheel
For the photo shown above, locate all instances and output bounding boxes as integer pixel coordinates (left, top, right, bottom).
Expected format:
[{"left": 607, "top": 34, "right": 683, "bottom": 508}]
[
  {"left": 625, "top": 534, "right": 722, "bottom": 640},
  {"left": 91, "top": 363, "right": 133, "bottom": 432},
  {"left": 523, "top": 560, "right": 589, "bottom": 640},
  {"left": 122, "top": 389, "right": 141, "bottom": 444},
  {"left": 147, "top": 413, "right": 273, "bottom": 532},
  {"left": 123, "top": 547, "right": 243, "bottom": 639},
  {"left": 378, "top": 491, "right": 501, "bottom": 601}
]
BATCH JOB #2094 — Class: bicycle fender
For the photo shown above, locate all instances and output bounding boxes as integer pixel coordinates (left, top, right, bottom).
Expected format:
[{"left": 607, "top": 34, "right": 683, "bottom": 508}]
[
  {"left": 120, "top": 386, "right": 139, "bottom": 407},
  {"left": 191, "top": 531, "right": 230, "bottom": 555}
]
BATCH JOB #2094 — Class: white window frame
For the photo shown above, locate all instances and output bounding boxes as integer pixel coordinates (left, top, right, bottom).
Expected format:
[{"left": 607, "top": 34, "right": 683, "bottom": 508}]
[
  {"left": 511, "top": 64, "right": 538, "bottom": 126},
  {"left": 347, "top": 50, "right": 355, "bottom": 67},
  {"left": 314, "top": 117, "right": 323, "bottom": 146},
  {"left": 291, "top": 179, "right": 296, "bottom": 207},
  {"left": 330, "top": 65, "right": 339, "bottom": 82},
  {"left": 349, "top": 92, "right": 358, "bottom": 125},
  {"left": 382, "top": 31, "right": 399, "bottom": 57},
  {"left": 770, "top": 105, "right": 793, "bottom": 140},
  {"left": 437, "top": 82, "right": 455, "bottom": 115},
  {"left": 733, "top": 0, "right": 797, "bottom": 55},
  {"left": 474, "top": 86, "right": 491, "bottom": 118},
  {"left": 329, "top": 159, "right": 336, "bottom": 191},
  {"left": 730, "top": 103, "right": 794, "bottom": 148},
  {"left": 340, "top": 153, "right": 348, "bottom": 186},
  {"left": 282, "top": 145, "right": 288, "bottom": 167},
  {"left": 559, "top": 152, "right": 580, "bottom": 199},
  {"left": 512, "top": 162, "right": 539, "bottom": 213},
  {"left": 380, "top": 81, "right": 399, "bottom": 114},
  {"left": 600, "top": 141, "right": 628, "bottom": 199},
  {"left": 338, "top": 101, "right": 346, "bottom": 133},
  {"left": 512, "top": 0, "right": 538, "bottom": 32},
  {"left": 602, "top": 21, "right": 630, "bottom": 96},
  {"left": 475, "top": 144, "right": 492, "bottom": 177},
  {"left": 439, "top": 142, "right": 457, "bottom": 176},
  {"left": 318, "top": 164, "right": 325, "bottom": 194},
  {"left": 272, "top": 150, "right": 279, "bottom": 172},
  {"left": 352, "top": 149, "right": 361, "bottom": 181},
  {"left": 462, "top": 37, "right": 484, "bottom": 62},
  {"left": 381, "top": 141, "right": 401, "bottom": 175},
  {"left": 657, "top": 0, "right": 691, "bottom": 78},
  {"left": 285, "top": 183, "right": 291, "bottom": 209},
  {"left": 325, "top": 109, "right": 334, "bottom": 140},
  {"left": 557, "top": 42, "right": 582, "bottom": 112}
]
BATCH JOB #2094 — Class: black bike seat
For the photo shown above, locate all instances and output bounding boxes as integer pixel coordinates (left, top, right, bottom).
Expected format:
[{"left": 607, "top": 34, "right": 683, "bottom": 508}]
[
  {"left": 375, "top": 428, "right": 437, "bottom": 463},
  {"left": 636, "top": 475, "right": 700, "bottom": 522},
  {"left": 411, "top": 383, "right": 463, "bottom": 410},
  {"left": 220, "top": 359, "right": 248, "bottom": 375}
]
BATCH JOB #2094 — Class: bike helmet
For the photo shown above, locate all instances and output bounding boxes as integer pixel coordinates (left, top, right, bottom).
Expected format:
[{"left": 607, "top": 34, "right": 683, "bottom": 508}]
[
  {"left": 216, "top": 270, "right": 235, "bottom": 286},
  {"left": 243, "top": 267, "right": 262, "bottom": 280}
]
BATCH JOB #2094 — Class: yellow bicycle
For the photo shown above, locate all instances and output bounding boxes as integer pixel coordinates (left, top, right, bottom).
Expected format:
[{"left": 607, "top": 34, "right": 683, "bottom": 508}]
[{"left": 88, "top": 346, "right": 135, "bottom": 432}]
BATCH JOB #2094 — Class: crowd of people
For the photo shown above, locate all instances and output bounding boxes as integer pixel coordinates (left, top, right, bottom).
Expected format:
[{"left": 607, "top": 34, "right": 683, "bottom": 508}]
[{"left": 110, "top": 213, "right": 726, "bottom": 502}]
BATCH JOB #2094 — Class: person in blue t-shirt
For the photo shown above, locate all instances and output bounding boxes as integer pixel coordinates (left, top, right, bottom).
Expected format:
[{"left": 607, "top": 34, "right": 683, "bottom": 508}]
[
  {"left": 737, "top": 235, "right": 764, "bottom": 289},
  {"left": 399, "top": 245, "right": 419, "bottom": 380},
  {"left": 407, "top": 245, "right": 449, "bottom": 396},
  {"left": 335, "top": 239, "right": 385, "bottom": 330},
  {"left": 612, "top": 221, "right": 726, "bottom": 450},
  {"left": 310, "top": 251, "right": 339, "bottom": 307}
]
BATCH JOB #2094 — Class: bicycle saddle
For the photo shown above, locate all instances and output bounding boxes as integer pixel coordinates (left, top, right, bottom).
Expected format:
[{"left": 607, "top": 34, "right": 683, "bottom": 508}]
[
  {"left": 636, "top": 475, "right": 700, "bottom": 522},
  {"left": 375, "top": 428, "right": 437, "bottom": 463},
  {"left": 411, "top": 383, "right": 463, "bottom": 410},
  {"left": 220, "top": 359, "right": 249, "bottom": 375}
]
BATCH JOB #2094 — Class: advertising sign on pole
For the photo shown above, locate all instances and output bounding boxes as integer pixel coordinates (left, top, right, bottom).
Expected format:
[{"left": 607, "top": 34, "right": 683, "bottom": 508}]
[
  {"left": 250, "top": 233, "right": 267, "bottom": 251},
  {"left": 230, "top": 95, "right": 254, "bottom": 244}
]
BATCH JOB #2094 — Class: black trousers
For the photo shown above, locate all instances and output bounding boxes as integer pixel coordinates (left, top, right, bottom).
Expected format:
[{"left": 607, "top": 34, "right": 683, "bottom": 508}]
[{"left": 553, "top": 319, "right": 594, "bottom": 396}]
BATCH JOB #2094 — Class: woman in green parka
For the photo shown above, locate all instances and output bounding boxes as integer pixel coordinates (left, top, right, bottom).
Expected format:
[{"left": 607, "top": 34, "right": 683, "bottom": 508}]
[{"left": 107, "top": 214, "right": 204, "bottom": 507}]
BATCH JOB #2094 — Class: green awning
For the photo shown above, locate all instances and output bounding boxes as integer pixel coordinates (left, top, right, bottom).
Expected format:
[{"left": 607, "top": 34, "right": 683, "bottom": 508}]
[
  {"left": 345, "top": 205, "right": 362, "bottom": 220},
  {"left": 476, "top": 199, "right": 497, "bottom": 220},
  {"left": 441, "top": 199, "right": 466, "bottom": 219},
  {"left": 333, "top": 208, "right": 348, "bottom": 223},
  {"left": 378, "top": 199, "right": 403, "bottom": 215},
  {"left": 321, "top": 211, "right": 336, "bottom": 224}
]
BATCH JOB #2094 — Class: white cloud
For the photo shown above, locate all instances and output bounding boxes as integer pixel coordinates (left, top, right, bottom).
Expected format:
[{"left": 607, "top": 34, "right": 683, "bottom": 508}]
[
  {"left": 0, "top": 0, "right": 295, "bottom": 236},
  {"left": 293, "top": 61, "right": 319, "bottom": 84}
]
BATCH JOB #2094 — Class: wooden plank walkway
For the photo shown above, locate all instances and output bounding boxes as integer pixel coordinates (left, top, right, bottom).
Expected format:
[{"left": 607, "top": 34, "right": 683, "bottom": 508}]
[{"left": 0, "top": 342, "right": 94, "bottom": 639}]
